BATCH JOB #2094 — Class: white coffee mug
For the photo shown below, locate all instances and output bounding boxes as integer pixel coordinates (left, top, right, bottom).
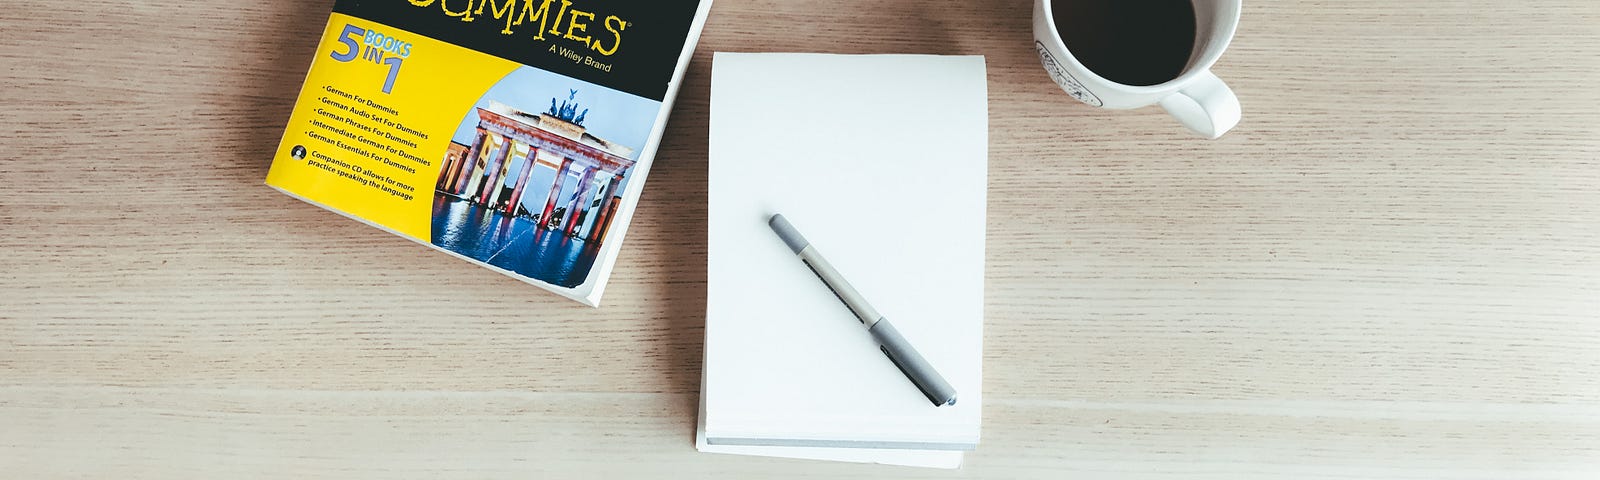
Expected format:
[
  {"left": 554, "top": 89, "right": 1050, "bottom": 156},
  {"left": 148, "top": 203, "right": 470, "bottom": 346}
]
[{"left": 1033, "top": 0, "right": 1242, "bottom": 139}]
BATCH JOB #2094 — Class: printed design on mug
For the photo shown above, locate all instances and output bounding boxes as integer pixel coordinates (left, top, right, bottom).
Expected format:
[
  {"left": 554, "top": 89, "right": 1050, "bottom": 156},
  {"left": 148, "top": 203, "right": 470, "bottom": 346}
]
[{"left": 1035, "top": 41, "right": 1102, "bottom": 107}]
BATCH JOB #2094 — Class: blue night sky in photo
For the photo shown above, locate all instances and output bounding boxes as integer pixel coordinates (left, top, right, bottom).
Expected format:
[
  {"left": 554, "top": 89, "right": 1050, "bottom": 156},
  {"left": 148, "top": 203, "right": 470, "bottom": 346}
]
[{"left": 450, "top": 66, "right": 663, "bottom": 156}]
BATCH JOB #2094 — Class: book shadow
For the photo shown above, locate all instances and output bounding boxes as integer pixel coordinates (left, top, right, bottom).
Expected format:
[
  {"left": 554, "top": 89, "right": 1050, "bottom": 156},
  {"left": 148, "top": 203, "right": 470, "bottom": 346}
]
[
  {"left": 644, "top": 48, "right": 714, "bottom": 435},
  {"left": 245, "top": 1, "right": 334, "bottom": 176}
]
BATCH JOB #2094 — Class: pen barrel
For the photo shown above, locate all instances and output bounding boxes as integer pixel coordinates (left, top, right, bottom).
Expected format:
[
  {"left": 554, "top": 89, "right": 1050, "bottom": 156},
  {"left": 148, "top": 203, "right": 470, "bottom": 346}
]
[
  {"left": 869, "top": 319, "right": 958, "bottom": 407},
  {"left": 798, "top": 247, "right": 881, "bottom": 326}
]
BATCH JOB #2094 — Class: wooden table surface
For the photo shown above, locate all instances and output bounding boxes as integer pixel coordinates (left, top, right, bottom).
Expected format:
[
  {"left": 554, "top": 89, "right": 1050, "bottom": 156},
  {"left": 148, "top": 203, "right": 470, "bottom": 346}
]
[{"left": 3, "top": 0, "right": 1597, "bottom": 478}]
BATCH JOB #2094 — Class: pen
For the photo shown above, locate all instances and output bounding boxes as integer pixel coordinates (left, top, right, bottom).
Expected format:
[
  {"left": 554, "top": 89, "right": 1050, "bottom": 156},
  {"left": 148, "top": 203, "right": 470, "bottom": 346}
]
[{"left": 767, "top": 213, "right": 958, "bottom": 407}]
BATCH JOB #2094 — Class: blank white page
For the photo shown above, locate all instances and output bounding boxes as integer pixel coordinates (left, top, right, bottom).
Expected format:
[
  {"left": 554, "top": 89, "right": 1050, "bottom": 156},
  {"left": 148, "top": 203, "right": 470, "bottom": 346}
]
[{"left": 704, "top": 53, "right": 986, "bottom": 449}]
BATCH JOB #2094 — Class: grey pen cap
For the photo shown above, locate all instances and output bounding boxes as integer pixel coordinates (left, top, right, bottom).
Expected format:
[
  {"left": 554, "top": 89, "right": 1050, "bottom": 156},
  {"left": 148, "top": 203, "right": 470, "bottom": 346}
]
[
  {"left": 869, "top": 319, "right": 958, "bottom": 407},
  {"left": 768, "top": 214, "right": 809, "bottom": 254}
]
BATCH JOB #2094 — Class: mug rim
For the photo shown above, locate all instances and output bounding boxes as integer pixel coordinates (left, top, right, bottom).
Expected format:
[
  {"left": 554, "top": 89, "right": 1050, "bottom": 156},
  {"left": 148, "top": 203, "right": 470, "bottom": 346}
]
[{"left": 1038, "top": 0, "right": 1240, "bottom": 93}]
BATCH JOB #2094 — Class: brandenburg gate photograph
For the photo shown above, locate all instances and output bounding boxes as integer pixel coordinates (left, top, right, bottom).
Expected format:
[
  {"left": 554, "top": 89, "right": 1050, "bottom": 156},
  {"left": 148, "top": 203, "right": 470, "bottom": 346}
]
[{"left": 429, "top": 69, "right": 657, "bottom": 289}]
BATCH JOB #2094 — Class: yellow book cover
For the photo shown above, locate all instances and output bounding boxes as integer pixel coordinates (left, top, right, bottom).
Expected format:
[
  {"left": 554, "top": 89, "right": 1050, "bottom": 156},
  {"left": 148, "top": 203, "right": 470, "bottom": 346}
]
[{"left": 267, "top": 0, "right": 713, "bottom": 306}]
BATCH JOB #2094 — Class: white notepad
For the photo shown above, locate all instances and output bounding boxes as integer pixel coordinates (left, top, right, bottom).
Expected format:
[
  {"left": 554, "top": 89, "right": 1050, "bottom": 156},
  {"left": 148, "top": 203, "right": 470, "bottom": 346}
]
[{"left": 700, "top": 53, "right": 986, "bottom": 467}]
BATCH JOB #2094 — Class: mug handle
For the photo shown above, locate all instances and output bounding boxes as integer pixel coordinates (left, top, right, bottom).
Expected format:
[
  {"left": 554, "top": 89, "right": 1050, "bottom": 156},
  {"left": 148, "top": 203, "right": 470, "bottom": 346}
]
[{"left": 1158, "top": 71, "right": 1241, "bottom": 139}]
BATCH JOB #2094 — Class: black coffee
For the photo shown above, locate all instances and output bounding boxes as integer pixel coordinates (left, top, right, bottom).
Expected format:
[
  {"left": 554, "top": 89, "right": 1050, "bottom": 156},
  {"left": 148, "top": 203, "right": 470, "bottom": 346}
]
[{"left": 1051, "top": 0, "right": 1197, "bottom": 86}]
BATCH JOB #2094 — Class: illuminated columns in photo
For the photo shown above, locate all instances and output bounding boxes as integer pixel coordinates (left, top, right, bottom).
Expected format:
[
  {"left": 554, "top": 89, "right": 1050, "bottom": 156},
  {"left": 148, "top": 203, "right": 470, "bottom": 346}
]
[
  {"left": 460, "top": 135, "right": 500, "bottom": 199},
  {"left": 504, "top": 147, "right": 541, "bottom": 215},
  {"left": 450, "top": 128, "right": 488, "bottom": 195},
  {"left": 483, "top": 142, "right": 522, "bottom": 208},
  {"left": 564, "top": 167, "right": 597, "bottom": 237},
  {"left": 435, "top": 152, "right": 457, "bottom": 191},
  {"left": 541, "top": 157, "right": 575, "bottom": 228},
  {"left": 455, "top": 104, "right": 637, "bottom": 235},
  {"left": 476, "top": 139, "right": 514, "bottom": 205},
  {"left": 586, "top": 172, "right": 624, "bottom": 243}
]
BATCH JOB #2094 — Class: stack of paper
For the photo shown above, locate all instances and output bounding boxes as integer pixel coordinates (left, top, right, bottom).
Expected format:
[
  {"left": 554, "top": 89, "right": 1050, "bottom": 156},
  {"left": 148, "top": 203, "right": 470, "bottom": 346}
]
[{"left": 699, "top": 53, "right": 987, "bottom": 469}]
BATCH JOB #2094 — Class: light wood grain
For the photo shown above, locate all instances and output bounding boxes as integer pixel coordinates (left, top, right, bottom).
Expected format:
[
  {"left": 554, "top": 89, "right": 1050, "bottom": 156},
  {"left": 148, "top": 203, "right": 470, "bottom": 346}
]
[{"left": 2, "top": 0, "right": 1597, "bottom": 478}]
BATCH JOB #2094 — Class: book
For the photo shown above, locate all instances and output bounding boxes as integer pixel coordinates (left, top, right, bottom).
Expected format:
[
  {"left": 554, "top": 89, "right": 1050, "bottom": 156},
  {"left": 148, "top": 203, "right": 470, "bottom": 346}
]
[
  {"left": 698, "top": 53, "right": 987, "bottom": 468},
  {"left": 266, "top": 0, "right": 713, "bottom": 306}
]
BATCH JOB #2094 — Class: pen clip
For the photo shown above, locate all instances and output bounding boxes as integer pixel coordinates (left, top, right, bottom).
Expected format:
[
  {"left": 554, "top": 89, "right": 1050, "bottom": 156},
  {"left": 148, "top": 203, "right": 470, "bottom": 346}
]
[{"left": 881, "top": 345, "right": 942, "bottom": 406}]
